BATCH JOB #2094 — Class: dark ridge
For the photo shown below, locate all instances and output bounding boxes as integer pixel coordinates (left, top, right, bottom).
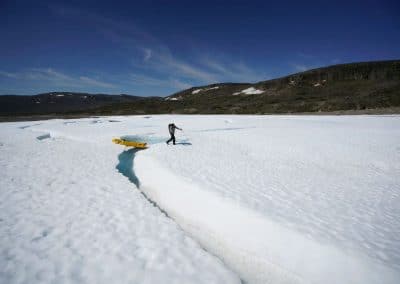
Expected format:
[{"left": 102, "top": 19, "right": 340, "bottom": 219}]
[
  {"left": 1, "top": 60, "right": 399, "bottom": 119},
  {"left": 163, "top": 59, "right": 400, "bottom": 114},
  {"left": 0, "top": 92, "right": 151, "bottom": 116}
]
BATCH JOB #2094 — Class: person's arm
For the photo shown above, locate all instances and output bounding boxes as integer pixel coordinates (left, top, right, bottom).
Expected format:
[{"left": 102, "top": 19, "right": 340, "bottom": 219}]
[{"left": 176, "top": 126, "right": 182, "bottom": 130}]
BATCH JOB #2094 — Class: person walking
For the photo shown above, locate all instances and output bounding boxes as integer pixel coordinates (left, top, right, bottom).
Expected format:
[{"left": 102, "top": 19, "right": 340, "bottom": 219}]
[{"left": 166, "top": 123, "right": 182, "bottom": 145}]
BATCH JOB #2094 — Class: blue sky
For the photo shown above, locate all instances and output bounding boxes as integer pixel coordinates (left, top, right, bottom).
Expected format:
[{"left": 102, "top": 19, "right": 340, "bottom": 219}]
[{"left": 1, "top": 0, "right": 399, "bottom": 96}]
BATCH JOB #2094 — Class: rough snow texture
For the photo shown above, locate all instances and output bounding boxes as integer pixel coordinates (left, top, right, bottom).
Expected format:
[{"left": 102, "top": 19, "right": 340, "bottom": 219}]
[
  {"left": 0, "top": 119, "right": 239, "bottom": 284},
  {"left": 1, "top": 115, "right": 400, "bottom": 284},
  {"left": 136, "top": 115, "right": 400, "bottom": 284}
]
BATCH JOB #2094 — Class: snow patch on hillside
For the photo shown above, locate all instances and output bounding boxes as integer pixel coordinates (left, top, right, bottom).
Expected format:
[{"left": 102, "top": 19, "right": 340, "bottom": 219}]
[
  {"left": 192, "top": 86, "right": 219, "bottom": 94},
  {"left": 242, "top": 87, "right": 264, "bottom": 94},
  {"left": 206, "top": 86, "right": 219, "bottom": 91},
  {"left": 233, "top": 87, "right": 264, "bottom": 95},
  {"left": 165, "top": 96, "right": 182, "bottom": 101}
]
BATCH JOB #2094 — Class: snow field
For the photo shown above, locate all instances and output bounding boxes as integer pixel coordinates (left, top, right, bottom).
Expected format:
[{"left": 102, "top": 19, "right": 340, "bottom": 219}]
[
  {"left": 136, "top": 146, "right": 399, "bottom": 284},
  {"left": 149, "top": 116, "right": 400, "bottom": 267},
  {"left": 135, "top": 115, "right": 400, "bottom": 283},
  {"left": 1, "top": 115, "right": 399, "bottom": 284},
  {"left": 0, "top": 121, "right": 240, "bottom": 284}
]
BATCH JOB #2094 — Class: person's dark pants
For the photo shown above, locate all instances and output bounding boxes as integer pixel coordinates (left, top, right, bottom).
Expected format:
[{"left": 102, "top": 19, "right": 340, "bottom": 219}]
[{"left": 166, "top": 134, "right": 175, "bottom": 145}]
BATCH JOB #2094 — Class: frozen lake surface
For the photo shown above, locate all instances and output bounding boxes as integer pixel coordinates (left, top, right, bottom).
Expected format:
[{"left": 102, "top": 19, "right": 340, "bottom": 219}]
[{"left": 1, "top": 115, "right": 399, "bottom": 284}]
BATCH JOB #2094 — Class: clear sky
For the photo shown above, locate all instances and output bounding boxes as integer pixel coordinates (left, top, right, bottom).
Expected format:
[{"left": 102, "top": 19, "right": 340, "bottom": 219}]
[{"left": 1, "top": 0, "right": 399, "bottom": 96}]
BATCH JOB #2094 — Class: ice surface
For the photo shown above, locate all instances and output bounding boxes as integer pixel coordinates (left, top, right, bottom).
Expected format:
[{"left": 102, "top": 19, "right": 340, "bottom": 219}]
[
  {"left": 1, "top": 115, "right": 399, "bottom": 284},
  {"left": 0, "top": 119, "right": 240, "bottom": 284},
  {"left": 134, "top": 115, "right": 400, "bottom": 283}
]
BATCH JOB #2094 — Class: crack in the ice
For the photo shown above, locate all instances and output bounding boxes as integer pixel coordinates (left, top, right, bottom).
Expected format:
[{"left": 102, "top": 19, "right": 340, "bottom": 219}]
[
  {"left": 19, "top": 123, "right": 42, "bottom": 129},
  {"left": 36, "top": 133, "right": 51, "bottom": 140},
  {"left": 31, "top": 229, "right": 51, "bottom": 242},
  {"left": 115, "top": 147, "right": 246, "bottom": 284},
  {"left": 116, "top": 149, "right": 169, "bottom": 217}
]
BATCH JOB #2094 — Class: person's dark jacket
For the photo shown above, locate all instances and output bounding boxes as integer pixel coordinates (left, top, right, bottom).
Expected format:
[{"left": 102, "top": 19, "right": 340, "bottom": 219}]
[{"left": 168, "top": 123, "right": 181, "bottom": 135}]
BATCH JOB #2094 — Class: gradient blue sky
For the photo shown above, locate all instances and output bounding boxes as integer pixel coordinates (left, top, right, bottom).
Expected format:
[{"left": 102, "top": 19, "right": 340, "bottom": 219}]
[{"left": 1, "top": 0, "right": 399, "bottom": 96}]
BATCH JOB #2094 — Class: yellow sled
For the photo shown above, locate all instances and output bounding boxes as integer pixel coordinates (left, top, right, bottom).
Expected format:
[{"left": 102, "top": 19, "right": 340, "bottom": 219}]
[{"left": 112, "top": 138, "right": 147, "bottom": 149}]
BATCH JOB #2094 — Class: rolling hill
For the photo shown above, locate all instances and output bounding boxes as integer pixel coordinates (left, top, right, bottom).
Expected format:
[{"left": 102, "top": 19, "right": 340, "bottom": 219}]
[
  {"left": 164, "top": 60, "right": 400, "bottom": 114},
  {"left": 1, "top": 60, "right": 399, "bottom": 119}
]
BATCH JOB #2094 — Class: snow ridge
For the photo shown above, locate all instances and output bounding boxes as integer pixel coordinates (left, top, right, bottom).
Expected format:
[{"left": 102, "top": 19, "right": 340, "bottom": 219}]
[{"left": 135, "top": 154, "right": 400, "bottom": 284}]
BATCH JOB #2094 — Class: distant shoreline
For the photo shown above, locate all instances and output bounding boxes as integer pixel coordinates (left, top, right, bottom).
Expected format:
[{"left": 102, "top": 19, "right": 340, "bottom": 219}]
[{"left": 1, "top": 107, "right": 399, "bottom": 122}]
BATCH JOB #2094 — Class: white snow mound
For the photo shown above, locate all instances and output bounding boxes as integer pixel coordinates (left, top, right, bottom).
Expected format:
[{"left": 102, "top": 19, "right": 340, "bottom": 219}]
[{"left": 233, "top": 87, "right": 264, "bottom": 95}]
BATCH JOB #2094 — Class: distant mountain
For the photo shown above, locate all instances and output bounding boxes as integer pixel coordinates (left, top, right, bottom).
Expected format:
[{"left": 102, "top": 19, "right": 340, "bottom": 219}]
[
  {"left": 0, "top": 92, "right": 146, "bottom": 116},
  {"left": 1, "top": 60, "right": 399, "bottom": 119}
]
